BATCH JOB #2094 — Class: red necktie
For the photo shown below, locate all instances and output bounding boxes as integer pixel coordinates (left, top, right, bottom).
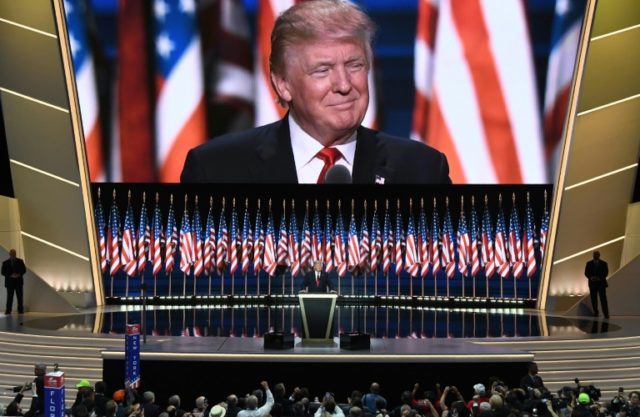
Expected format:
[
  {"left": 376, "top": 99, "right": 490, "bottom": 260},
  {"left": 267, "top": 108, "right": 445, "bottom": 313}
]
[
  {"left": 316, "top": 273, "right": 320, "bottom": 287},
  {"left": 316, "top": 147, "right": 342, "bottom": 184}
]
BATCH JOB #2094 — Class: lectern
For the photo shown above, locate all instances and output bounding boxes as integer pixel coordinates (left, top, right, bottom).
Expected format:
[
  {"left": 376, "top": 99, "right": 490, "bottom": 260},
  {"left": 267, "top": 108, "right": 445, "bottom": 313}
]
[{"left": 298, "top": 293, "right": 337, "bottom": 344}]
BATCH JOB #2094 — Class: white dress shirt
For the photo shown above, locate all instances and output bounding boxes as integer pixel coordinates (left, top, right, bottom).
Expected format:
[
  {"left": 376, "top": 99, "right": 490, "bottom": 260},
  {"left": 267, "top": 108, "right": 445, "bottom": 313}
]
[{"left": 288, "top": 114, "right": 357, "bottom": 184}]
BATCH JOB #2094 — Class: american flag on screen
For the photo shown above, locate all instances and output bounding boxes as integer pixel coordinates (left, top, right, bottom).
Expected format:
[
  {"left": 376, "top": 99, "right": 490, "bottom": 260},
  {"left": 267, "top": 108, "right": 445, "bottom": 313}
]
[
  {"left": 263, "top": 210, "right": 277, "bottom": 276},
  {"left": 151, "top": 199, "right": 163, "bottom": 277},
  {"left": 544, "top": 0, "right": 586, "bottom": 180},
  {"left": 525, "top": 200, "right": 538, "bottom": 278},
  {"left": 154, "top": 0, "right": 207, "bottom": 182},
  {"left": 192, "top": 203, "right": 204, "bottom": 277},
  {"left": 95, "top": 195, "right": 108, "bottom": 273},
  {"left": 347, "top": 211, "right": 360, "bottom": 273},
  {"left": 334, "top": 207, "right": 347, "bottom": 278},
  {"left": 442, "top": 204, "right": 456, "bottom": 279},
  {"left": 64, "top": 0, "right": 104, "bottom": 181},
  {"left": 164, "top": 199, "right": 178, "bottom": 274},
  {"left": 412, "top": 0, "right": 544, "bottom": 183},
  {"left": 107, "top": 198, "right": 122, "bottom": 276},
  {"left": 254, "top": 0, "right": 293, "bottom": 126},
  {"left": 121, "top": 201, "right": 137, "bottom": 277},
  {"left": 494, "top": 203, "right": 509, "bottom": 279},
  {"left": 114, "top": 0, "right": 155, "bottom": 182},
  {"left": 198, "top": 0, "right": 254, "bottom": 115},
  {"left": 508, "top": 202, "right": 524, "bottom": 279},
  {"left": 179, "top": 205, "right": 193, "bottom": 274},
  {"left": 469, "top": 200, "right": 480, "bottom": 278},
  {"left": 404, "top": 211, "right": 419, "bottom": 278}
]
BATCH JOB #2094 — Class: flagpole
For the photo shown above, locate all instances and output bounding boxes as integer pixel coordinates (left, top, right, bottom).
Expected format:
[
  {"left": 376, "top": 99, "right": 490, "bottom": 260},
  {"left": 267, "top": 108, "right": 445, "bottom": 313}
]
[
  {"left": 153, "top": 275, "right": 157, "bottom": 297},
  {"left": 182, "top": 272, "right": 186, "bottom": 296},
  {"left": 500, "top": 275, "right": 503, "bottom": 299},
  {"left": 208, "top": 273, "right": 211, "bottom": 297},
  {"left": 244, "top": 272, "right": 248, "bottom": 296},
  {"left": 126, "top": 275, "right": 129, "bottom": 297},
  {"left": 486, "top": 274, "right": 489, "bottom": 299},
  {"left": 529, "top": 276, "right": 532, "bottom": 300},
  {"left": 168, "top": 271, "right": 172, "bottom": 297},
  {"left": 472, "top": 273, "right": 475, "bottom": 298},
  {"left": 193, "top": 273, "right": 196, "bottom": 296},
  {"left": 110, "top": 275, "right": 114, "bottom": 298},
  {"left": 514, "top": 274, "right": 517, "bottom": 300},
  {"left": 374, "top": 269, "right": 378, "bottom": 296}
]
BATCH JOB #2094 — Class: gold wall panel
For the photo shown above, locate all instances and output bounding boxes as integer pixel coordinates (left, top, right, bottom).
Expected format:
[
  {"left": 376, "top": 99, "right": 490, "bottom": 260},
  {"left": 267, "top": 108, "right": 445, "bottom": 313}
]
[
  {"left": 10, "top": 163, "right": 88, "bottom": 255},
  {"left": 0, "top": 19, "right": 67, "bottom": 108},
  {"left": 544, "top": 0, "right": 640, "bottom": 312},
  {"left": 548, "top": 240, "right": 624, "bottom": 297},
  {"left": 577, "top": 27, "right": 640, "bottom": 113},
  {"left": 0, "top": 0, "right": 56, "bottom": 34},
  {"left": 566, "top": 97, "right": 640, "bottom": 185},
  {"left": 0, "top": 1, "right": 102, "bottom": 306},
  {"left": 1, "top": 92, "right": 80, "bottom": 181},
  {"left": 591, "top": 0, "right": 640, "bottom": 38}
]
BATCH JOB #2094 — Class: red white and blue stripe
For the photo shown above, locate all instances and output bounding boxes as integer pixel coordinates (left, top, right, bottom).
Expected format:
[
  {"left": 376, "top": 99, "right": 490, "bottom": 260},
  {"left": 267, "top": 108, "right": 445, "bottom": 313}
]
[{"left": 153, "top": 0, "right": 206, "bottom": 182}]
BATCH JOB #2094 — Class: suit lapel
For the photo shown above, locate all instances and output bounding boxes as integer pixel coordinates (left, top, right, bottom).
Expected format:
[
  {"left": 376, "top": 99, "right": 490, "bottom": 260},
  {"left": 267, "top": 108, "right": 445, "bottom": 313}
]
[
  {"left": 352, "top": 127, "right": 393, "bottom": 184},
  {"left": 249, "top": 118, "right": 298, "bottom": 183}
]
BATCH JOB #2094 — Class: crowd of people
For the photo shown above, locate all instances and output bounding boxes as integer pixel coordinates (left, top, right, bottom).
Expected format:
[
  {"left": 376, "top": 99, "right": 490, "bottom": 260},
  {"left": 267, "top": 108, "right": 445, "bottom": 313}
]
[{"left": 2, "top": 363, "right": 639, "bottom": 417}]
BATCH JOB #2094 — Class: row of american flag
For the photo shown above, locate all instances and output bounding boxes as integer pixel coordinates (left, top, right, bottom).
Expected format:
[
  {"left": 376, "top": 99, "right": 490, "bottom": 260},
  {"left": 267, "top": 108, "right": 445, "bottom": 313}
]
[
  {"left": 67, "top": 0, "right": 586, "bottom": 183},
  {"left": 95, "top": 191, "right": 550, "bottom": 284}
]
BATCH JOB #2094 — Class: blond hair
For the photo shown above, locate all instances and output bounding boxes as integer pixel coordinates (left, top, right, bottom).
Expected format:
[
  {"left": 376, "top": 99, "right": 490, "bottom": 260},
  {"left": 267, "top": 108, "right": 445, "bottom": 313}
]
[{"left": 269, "top": 0, "right": 376, "bottom": 76}]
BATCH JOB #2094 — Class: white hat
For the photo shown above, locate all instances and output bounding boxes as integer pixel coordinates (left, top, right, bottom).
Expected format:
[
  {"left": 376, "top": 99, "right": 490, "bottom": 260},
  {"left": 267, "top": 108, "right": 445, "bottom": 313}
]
[
  {"left": 210, "top": 405, "right": 226, "bottom": 417},
  {"left": 473, "top": 384, "right": 486, "bottom": 395}
]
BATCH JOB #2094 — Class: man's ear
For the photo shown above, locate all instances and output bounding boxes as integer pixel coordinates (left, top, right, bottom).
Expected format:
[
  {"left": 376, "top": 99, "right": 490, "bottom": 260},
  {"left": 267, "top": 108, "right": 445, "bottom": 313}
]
[{"left": 270, "top": 71, "right": 292, "bottom": 105}]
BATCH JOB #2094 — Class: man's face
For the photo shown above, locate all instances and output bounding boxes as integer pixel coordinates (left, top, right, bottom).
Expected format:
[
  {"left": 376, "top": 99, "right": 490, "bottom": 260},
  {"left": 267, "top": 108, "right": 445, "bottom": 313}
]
[
  {"left": 593, "top": 251, "right": 600, "bottom": 260},
  {"left": 9, "top": 249, "right": 16, "bottom": 259},
  {"left": 314, "top": 261, "right": 323, "bottom": 272},
  {"left": 272, "top": 39, "right": 369, "bottom": 145}
]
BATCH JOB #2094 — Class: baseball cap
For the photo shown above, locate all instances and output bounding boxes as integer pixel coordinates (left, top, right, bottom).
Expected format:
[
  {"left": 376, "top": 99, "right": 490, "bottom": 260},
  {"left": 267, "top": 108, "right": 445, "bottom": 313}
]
[
  {"left": 76, "top": 379, "right": 92, "bottom": 389},
  {"left": 578, "top": 393, "right": 590, "bottom": 404}
]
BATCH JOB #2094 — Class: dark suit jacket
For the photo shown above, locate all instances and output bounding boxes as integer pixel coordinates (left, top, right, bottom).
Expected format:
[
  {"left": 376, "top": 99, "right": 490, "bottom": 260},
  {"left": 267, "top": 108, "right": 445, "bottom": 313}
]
[
  {"left": 181, "top": 118, "right": 451, "bottom": 184},
  {"left": 584, "top": 259, "right": 608, "bottom": 288},
  {"left": 2, "top": 257, "right": 26, "bottom": 288},
  {"left": 301, "top": 270, "right": 333, "bottom": 293}
]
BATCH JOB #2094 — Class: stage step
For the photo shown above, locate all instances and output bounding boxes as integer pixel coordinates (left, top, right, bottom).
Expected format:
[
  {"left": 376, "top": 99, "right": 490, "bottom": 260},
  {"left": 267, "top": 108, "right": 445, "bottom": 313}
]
[
  {"left": 477, "top": 332, "right": 640, "bottom": 396},
  {"left": 0, "top": 327, "right": 120, "bottom": 409}
]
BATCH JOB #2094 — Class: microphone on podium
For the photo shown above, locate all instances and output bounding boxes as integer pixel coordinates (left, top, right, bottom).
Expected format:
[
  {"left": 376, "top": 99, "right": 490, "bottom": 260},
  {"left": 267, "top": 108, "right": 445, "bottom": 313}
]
[{"left": 324, "top": 164, "right": 352, "bottom": 184}]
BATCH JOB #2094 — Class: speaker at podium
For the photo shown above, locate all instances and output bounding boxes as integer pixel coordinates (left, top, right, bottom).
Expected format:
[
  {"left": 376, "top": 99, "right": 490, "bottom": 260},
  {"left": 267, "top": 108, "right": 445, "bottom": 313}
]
[{"left": 297, "top": 293, "right": 337, "bottom": 346}]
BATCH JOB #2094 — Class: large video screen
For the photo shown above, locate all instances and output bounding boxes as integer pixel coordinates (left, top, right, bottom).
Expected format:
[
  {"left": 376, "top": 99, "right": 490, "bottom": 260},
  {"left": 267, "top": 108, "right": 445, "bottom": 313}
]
[
  {"left": 66, "top": 0, "right": 587, "bottom": 185},
  {"left": 67, "top": 0, "right": 583, "bottom": 304}
]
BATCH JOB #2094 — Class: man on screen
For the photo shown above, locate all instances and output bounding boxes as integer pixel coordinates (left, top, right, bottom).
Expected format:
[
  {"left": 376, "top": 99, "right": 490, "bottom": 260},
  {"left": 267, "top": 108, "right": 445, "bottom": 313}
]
[{"left": 181, "top": 0, "right": 450, "bottom": 184}]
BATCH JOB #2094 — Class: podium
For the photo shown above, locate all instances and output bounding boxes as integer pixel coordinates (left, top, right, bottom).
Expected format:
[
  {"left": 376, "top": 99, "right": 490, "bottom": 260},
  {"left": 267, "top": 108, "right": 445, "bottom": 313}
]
[{"left": 298, "top": 293, "right": 337, "bottom": 344}]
